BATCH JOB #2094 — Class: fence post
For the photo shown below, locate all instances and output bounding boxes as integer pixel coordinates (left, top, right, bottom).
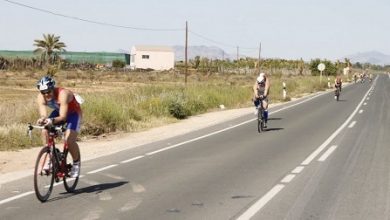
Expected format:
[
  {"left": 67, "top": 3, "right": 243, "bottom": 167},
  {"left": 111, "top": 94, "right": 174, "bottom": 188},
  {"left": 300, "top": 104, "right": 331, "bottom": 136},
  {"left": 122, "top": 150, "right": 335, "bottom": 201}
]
[{"left": 282, "top": 82, "right": 287, "bottom": 100}]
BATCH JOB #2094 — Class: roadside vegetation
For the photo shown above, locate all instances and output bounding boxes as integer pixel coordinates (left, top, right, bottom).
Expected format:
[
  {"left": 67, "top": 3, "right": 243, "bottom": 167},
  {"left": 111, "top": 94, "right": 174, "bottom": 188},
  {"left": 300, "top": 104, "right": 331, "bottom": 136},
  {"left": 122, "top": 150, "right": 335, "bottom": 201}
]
[{"left": 0, "top": 33, "right": 386, "bottom": 151}]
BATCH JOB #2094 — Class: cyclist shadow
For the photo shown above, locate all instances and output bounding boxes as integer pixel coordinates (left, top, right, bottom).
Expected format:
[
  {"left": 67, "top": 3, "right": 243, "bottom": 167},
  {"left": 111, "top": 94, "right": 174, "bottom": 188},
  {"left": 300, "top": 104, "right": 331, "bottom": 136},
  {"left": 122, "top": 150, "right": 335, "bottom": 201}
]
[
  {"left": 264, "top": 128, "right": 284, "bottom": 132},
  {"left": 74, "top": 181, "right": 129, "bottom": 194},
  {"left": 47, "top": 181, "right": 128, "bottom": 202},
  {"left": 264, "top": 118, "right": 283, "bottom": 132}
]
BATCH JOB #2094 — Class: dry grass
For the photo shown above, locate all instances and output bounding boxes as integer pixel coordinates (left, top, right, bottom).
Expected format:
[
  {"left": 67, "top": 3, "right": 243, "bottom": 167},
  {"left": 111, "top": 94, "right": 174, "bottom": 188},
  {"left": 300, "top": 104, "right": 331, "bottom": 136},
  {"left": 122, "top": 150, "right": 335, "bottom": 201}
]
[{"left": 0, "top": 69, "right": 332, "bottom": 151}]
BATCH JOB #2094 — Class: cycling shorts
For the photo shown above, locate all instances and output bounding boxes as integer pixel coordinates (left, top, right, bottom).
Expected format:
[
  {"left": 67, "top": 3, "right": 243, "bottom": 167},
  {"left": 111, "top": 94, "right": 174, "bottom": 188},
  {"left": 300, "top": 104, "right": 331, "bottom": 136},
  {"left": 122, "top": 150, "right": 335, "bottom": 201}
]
[
  {"left": 49, "top": 110, "right": 82, "bottom": 132},
  {"left": 254, "top": 96, "right": 269, "bottom": 107}
]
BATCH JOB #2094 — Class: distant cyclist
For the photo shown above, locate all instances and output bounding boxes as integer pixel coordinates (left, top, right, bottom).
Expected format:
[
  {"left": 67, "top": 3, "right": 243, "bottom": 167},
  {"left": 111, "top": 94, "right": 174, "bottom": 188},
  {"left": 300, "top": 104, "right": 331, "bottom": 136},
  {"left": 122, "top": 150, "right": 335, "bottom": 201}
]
[
  {"left": 253, "top": 72, "right": 270, "bottom": 127},
  {"left": 36, "top": 76, "right": 82, "bottom": 178},
  {"left": 335, "top": 74, "right": 343, "bottom": 90},
  {"left": 334, "top": 74, "right": 342, "bottom": 99}
]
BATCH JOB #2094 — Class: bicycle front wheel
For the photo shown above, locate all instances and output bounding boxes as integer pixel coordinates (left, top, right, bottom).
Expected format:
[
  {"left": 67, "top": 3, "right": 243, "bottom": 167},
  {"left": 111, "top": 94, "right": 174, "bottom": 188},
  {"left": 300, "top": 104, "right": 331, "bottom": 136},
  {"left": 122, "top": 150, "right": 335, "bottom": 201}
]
[
  {"left": 257, "top": 109, "right": 264, "bottom": 133},
  {"left": 34, "top": 147, "right": 54, "bottom": 202},
  {"left": 63, "top": 149, "right": 80, "bottom": 193}
]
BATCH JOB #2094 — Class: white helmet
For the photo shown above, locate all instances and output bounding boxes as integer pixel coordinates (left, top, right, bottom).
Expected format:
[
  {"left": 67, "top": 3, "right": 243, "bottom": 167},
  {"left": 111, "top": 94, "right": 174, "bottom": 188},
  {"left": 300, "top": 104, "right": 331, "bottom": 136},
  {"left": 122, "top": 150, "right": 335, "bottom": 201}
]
[{"left": 257, "top": 73, "right": 265, "bottom": 83}]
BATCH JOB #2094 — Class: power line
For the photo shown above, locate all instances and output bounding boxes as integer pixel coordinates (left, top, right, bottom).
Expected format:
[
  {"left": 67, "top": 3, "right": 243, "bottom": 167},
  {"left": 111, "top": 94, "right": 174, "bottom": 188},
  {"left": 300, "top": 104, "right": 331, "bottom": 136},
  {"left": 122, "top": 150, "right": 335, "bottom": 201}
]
[
  {"left": 189, "top": 30, "right": 258, "bottom": 51},
  {"left": 3, "top": 0, "right": 184, "bottom": 32},
  {"left": 3, "top": 0, "right": 260, "bottom": 54}
]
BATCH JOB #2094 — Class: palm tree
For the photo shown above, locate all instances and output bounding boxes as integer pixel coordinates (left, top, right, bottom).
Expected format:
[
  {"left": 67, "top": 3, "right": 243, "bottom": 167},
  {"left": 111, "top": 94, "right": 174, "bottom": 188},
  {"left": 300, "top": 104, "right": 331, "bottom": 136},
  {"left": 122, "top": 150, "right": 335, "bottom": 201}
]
[{"left": 33, "top": 33, "right": 66, "bottom": 65}]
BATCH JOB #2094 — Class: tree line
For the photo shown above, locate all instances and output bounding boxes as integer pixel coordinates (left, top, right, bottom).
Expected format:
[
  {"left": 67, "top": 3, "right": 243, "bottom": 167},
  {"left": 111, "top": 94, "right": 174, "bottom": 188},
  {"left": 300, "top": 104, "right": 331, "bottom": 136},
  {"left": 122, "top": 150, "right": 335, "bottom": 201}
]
[{"left": 1, "top": 33, "right": 389, "bottom": 75}]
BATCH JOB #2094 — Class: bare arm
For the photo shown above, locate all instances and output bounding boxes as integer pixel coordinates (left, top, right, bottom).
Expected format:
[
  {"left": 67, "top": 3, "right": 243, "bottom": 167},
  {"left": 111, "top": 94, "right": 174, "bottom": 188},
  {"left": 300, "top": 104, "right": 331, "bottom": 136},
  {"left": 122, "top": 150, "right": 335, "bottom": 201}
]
[
  {"left": 264, "top": 78, "right": 270, "bottom": 97},
  {"left": 37, "top": 94, "right": 48, "bottom": 118},
  {"left": 253, "top": 83, "right": 259, "bottom": 98}
]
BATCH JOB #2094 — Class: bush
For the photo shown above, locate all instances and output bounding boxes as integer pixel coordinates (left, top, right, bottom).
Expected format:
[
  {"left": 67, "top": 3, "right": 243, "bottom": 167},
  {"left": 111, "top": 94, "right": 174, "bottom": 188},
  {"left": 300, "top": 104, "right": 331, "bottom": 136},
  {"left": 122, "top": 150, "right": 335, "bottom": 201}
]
[
  {"left": 168, "top": 100, "right": 191, "bottom": 119},
  {"left": 112, "top": 59, "right": 125, "bottom": 68}
]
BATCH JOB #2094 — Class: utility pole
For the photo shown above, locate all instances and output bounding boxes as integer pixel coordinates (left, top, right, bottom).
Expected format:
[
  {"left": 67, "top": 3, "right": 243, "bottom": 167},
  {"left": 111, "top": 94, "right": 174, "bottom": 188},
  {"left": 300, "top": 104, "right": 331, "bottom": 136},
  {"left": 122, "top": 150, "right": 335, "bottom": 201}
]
[
  {"left": 236, "top": 46, "right": 239, "bottom": 73},
  {"left": 258, "top": 42, "right": 261, "bottom": 73},
  {"left": 184, "top": 21, "right": 188, "bottom": 85},
  {"left": 236, "top": 46, "right": 239, "bottom": 61}
]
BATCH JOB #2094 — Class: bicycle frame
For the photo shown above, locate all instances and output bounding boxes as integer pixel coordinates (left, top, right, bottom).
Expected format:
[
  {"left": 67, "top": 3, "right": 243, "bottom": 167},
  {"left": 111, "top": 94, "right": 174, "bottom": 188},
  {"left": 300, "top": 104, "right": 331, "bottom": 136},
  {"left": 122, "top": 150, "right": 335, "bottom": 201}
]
[
  {"left": 30, "top": 123, "right": 79, "bottom": 202},
  {"left": 257, "top": 97, "right": 265, "bottom": 132}
]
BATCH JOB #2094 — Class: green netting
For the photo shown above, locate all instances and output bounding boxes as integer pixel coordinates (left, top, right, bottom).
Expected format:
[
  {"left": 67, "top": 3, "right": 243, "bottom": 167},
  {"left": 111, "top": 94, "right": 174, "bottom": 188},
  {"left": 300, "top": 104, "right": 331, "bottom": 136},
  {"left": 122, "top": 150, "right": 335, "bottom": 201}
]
[{"left": 0, "top": 50, "right": 127, "bottom": 64}]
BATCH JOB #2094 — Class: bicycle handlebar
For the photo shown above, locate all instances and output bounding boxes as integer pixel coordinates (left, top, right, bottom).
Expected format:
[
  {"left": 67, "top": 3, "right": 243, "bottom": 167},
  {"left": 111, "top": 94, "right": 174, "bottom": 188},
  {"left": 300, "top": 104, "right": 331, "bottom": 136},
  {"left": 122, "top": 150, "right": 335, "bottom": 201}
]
[{"left": 27, "top": 123, "right": 65, "bottom": 139}]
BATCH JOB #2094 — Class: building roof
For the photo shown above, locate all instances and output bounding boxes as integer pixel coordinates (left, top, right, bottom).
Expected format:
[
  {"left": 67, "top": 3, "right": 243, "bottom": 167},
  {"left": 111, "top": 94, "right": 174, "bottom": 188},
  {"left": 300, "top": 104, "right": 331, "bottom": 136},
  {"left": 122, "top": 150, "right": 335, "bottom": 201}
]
[{"left": 133, "top": 45, "right": 174, "bottom": 52}]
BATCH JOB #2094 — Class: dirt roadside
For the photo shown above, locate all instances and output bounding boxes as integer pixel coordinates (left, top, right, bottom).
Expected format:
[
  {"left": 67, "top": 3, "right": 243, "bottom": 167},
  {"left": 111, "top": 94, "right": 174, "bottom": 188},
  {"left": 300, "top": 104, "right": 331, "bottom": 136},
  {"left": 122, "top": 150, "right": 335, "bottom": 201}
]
[{"left": 0, "top": 106, "right": 257, "bottom": 184}]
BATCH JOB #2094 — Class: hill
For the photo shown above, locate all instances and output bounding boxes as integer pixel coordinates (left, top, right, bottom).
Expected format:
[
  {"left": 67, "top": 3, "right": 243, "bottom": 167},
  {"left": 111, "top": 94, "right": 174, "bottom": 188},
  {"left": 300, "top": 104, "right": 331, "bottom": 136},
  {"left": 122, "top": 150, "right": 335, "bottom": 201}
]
[
  {"left": 344, "top": 51, "right": 390, "bottom": 66},
  {"left": 173, "top": 45, "right": 235, "bottom": 61}
]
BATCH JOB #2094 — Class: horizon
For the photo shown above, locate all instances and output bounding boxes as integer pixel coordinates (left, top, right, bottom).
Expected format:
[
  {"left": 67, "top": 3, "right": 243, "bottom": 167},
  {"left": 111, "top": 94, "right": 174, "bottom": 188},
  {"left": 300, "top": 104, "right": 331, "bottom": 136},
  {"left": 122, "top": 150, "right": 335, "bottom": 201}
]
[{"left": 1, "top": 0, "right": 390, "bottom": 61}]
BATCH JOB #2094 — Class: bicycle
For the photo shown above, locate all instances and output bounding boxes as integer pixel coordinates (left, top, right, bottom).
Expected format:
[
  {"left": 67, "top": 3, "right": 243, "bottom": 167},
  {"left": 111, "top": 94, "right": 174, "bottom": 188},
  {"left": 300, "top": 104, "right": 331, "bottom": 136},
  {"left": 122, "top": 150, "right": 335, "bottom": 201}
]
[
  {"left": 28, "top": 123, "right": 80, "bottom": 202},
  {"left": 334, "top": 85, "right": 341, "bottom": 101},
  {"left": 256, "top": 97, "right": 266, "bottom": 133}
]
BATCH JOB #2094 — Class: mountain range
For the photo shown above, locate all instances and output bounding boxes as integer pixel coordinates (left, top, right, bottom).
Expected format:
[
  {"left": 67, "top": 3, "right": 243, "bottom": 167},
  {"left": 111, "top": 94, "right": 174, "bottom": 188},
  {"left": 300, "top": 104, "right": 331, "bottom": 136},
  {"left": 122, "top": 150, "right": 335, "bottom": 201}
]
[
  {"left": 173, "top": 45, "right": 235, "bottom": 61},
  {"left": 343, "top": 51, "right": 390, "bottom": 66},
  {"left": 173, "top": 46, "right": 390, "bottom": 66}
]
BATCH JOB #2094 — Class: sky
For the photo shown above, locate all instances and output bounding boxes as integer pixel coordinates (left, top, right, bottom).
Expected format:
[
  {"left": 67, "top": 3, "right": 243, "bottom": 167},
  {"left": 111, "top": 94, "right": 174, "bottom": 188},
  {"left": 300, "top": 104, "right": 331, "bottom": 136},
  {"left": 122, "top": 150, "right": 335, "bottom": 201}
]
[{"left": 1, "top": 0, "right": 390, "bottom": 61}]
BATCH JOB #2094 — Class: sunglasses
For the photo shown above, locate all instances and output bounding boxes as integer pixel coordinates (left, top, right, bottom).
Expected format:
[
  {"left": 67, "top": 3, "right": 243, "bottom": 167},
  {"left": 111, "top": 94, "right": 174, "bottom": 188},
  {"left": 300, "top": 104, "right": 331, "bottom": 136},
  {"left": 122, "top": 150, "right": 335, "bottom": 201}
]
[{"left": 40, "top": 90, "right": 52, "bottom": 95}]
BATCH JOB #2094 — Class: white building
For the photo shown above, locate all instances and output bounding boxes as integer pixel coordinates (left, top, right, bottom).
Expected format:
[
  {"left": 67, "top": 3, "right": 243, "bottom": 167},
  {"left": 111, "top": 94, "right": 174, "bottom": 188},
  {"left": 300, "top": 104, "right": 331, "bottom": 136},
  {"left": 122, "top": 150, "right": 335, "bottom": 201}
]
[{"left": 130, "top": 45, "right": 175, "bottom": 70}]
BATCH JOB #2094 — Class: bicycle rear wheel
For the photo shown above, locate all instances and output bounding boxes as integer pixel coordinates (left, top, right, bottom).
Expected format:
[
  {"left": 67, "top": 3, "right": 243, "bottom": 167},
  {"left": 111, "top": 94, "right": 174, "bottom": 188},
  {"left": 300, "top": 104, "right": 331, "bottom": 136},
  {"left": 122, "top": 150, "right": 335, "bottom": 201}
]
[
  {"left": 34, "top": 147, "right": 54, "bottom": 202},
  {"left": 63, "top": 149, "right": 80, "bottom": 192},
  {"left": 257, "top": 109, "right": 264, "bottom": 133}
]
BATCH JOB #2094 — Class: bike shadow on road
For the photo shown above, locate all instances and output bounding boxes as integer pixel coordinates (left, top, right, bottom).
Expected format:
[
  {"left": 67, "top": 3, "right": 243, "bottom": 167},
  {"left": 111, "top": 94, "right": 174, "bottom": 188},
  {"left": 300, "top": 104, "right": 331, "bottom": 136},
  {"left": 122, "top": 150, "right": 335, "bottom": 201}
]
[
  {"left": 46, "top": 181, "right": 129, "bottom": 202},
  {"left": 268, "top": 117, "right": 282, "bottom": 121},
  {"left": 264, "top": 128, "right": 284, "bottom": 132},
  {"left": 264, "top": 118, "right": 283, "bottom": 132}
]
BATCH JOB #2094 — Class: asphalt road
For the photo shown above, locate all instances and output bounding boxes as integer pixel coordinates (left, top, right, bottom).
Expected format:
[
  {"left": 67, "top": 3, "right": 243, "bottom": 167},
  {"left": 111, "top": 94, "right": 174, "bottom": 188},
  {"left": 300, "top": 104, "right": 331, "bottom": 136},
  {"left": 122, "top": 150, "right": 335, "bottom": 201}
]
[{"left": 0, "top": 74, "right": 388, "bottom": 220}]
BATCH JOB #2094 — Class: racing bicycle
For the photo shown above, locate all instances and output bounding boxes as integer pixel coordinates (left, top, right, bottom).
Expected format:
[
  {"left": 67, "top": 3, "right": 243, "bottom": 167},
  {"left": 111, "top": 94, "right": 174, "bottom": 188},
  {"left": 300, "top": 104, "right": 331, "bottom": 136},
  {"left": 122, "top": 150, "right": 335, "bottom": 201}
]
[
  {"left": 28, "top": 123, "right": 80, "bottom": 202},
  {"left": 256, "top": 98, "right": 266, "bottom": 133},
  {"left": 334, "top": 85, "right": 341, "bottom": 101}
]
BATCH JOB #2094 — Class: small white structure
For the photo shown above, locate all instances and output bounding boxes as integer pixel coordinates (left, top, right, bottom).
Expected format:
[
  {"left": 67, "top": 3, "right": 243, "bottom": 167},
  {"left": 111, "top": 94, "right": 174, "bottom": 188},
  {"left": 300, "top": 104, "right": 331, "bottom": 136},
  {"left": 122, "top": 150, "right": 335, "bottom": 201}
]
[{"left": 130, "top": 45, "right": 175, "bottom": 70}]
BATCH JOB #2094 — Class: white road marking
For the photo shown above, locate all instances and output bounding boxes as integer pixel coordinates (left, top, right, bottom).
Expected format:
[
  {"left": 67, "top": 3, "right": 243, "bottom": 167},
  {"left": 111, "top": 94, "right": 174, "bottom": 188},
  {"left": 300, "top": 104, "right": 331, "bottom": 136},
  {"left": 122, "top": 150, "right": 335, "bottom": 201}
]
[
  {"left": 87, "top": 164, "right": 118, "bottom": 174},
  {"left": 146, "top": 93, "right": 324, "bottom": 156},
  {"left": 103, "top": 173, "right": 125, "bottom": 180},
  {"left": 281, "top": 174, "right": 296, "bottom": 183},
  {"left": 0, "top": 191, "right": 34, "bottom": 205},
  {"left": 237, "top": 184, "right": 285, "bottom": 220},
  {"left": 348, "top": 121, "right": 356, "bottom": 128},
  {"left": 119, "top": 198, "right": 142, "bottom": 212},
  {"left": 0, "top": 90, "right": 352, "bottom": 206},
  {"left": 131, "top": 182, "right": 145, "bottom": 193},
  {"left": 98, "top": 191, "right": 112, "bottom": 201},
  {"left": 359, "top": 110, "right": 363, "bottom": 114},
  {"left": 318, "top": 145, "right": 338, "bottom": 162},
  {"left": 82, "top": 207, "right": 103, "bottom": 220},
  {"left": 120, "top": 156, "right": 144, "bottom": 164},
  {"left": 363, "top": 102, "right": 367, "bottom": 105},
  {"left": 237, "top": 84, "right": 374, "bottom": 220},
  {"left": 291, "top": 166, "right": 304, "bottom": 174},
  {"left": 301, "top": 87, "right": 371, "bottom": 166}
]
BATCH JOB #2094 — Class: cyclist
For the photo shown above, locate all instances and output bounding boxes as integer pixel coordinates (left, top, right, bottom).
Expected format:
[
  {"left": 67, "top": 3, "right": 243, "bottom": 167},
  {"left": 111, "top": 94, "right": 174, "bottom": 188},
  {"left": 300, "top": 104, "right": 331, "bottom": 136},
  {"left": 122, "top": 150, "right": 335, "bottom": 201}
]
[
  {"left": 253, "top": 72, "right": 270, "bottom": 127},
  {"left": 36, "top": 76, "right": 82, "bottom": 178},
  {"left": 334, "top": 74, "right": 343, "bottom": 99}
]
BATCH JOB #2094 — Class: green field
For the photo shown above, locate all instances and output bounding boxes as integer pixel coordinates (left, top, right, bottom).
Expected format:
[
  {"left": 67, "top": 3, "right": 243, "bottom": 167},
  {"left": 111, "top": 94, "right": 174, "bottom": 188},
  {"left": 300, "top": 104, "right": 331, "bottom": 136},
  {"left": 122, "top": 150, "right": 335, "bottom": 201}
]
[{"left": 0, "top": 50, "right": 127, "bottom": 64}]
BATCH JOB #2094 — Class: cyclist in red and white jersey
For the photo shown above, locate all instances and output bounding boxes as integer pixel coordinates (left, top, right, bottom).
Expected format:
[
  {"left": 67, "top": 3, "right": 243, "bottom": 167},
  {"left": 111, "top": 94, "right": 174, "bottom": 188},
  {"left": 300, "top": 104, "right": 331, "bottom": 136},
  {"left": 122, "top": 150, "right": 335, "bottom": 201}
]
[{"left": 36, "top": 76, "right": 82, "bottom": 178}]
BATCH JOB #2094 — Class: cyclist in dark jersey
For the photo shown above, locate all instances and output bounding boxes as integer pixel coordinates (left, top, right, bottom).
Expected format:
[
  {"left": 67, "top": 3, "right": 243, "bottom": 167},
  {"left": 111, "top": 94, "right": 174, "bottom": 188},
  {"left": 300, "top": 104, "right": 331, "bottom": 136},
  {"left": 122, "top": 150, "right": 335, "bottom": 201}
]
[
  {"left": 253, "top": 72, "right": 270, "bottom": 127},
  {"left": 36, "top": 76, "right": 82, "bottom": 178}
]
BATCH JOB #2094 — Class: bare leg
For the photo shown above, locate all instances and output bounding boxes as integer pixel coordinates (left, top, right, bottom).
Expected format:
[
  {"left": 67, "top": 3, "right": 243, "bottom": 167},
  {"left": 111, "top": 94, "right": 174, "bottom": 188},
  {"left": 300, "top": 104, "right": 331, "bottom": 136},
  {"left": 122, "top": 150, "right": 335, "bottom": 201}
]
[{"left": 65, "top": 129, "right": 80, "bottom": 161}]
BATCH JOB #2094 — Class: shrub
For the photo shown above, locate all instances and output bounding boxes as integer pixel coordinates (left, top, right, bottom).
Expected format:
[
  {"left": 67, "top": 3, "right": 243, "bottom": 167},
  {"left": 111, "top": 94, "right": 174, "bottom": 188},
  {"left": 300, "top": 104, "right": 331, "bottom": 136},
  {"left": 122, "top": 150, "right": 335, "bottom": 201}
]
[
  {"left": 168, "top": 100, "right": 191, "bottom": 119},
  {"left": 112, "top": 59, "right": 125, "bottom": 68}
]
